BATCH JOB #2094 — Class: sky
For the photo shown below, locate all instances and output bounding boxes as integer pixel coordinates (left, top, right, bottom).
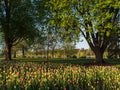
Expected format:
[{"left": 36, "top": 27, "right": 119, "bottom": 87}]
[{"left": 75, "top": 37, "right": 90, "bottom": 49}]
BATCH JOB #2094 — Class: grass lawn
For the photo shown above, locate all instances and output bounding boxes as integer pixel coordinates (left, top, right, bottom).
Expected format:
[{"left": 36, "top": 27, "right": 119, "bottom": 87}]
[
  {"left": 7, "top": 58, "right": 120, "bottom": 65},
  {"left": 0, "top": 57, "right": 119, "bottom": 63}
]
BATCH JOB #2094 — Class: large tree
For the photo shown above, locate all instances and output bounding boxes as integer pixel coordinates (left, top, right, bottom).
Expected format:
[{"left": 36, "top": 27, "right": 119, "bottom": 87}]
[
  {"left": 47, "top": 0, "right": 120, "bottom": 63},
  {"left": 0, "top": 0, "right": 39, "bottom": 60},
  {"left": 107, "top": 10, "right": 120, "bottom": 59},
  {"left": 74, "top": 0, "right": 120, "bottom": 63},
  {"left": 107, "top": 28, "right": 120, "bottom": 58}
]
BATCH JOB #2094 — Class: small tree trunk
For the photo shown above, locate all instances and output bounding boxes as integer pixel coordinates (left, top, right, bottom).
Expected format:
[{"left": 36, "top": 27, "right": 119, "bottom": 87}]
[
  {"left": 4, "top": 44, "right": 12, "bottom": 61},
  {"left": 13, "top": 51, "right": 17, "bottom": 58},
  {"left": 35, "top": 49, "right": 38, "bottom": 56},
  {"left": 22, "top": 46, "right": 25, "bottom": 58},
  {"left": 46, "top": 45, "right": 49, "bottom": 60},
  {"left": 52, "top": 49, "right": 54, "bottom": 58}
]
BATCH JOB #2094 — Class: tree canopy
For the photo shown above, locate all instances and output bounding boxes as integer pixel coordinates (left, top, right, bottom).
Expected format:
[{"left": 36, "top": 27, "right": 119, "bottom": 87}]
[
  {"left": 0, "top": 0, "right": 43, "bottom": 60},
  {"left": 0, "top": 0, "right": 120, "bottom": 62},
  {"left": 47, "top": 0, "right": 120, "bottom": 63}
]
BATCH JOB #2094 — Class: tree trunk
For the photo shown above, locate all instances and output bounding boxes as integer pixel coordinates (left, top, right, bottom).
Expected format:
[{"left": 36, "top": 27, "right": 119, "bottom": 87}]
[
  {"left": 35, "top": 49, "right": 38, "bottom": 56},
  {"left": 46, "top": 45, "right": 49, "bottom": 60},
  {"left": 94, "top": 49, "right": 104, "bottom": 64},
  {"left": 22, "top": 46, "right": 26, "bottom": 58},
  {"left": 13, "top": 51, "right": 17, "bottom": 58},
  {"left": 4, "top": 44, "right": 12, "bottom": 61},
  {"left": 52, "top": 49, "right": 54, "bottom": 58}
]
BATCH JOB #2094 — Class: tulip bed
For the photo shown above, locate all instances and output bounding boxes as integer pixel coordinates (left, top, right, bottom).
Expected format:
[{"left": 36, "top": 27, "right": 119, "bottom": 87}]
[{"left": 0, "top": 61, "right": 120, "bottom": 90}]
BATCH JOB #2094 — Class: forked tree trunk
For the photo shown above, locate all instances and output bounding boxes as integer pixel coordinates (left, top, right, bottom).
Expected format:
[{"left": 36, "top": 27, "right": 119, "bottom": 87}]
[{"left": 4, "top": 44, "right": 12, "bottom": 61}]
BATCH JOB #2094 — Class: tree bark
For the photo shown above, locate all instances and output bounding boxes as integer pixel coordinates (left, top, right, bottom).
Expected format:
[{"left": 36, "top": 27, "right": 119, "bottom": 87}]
[
  {"left": 22, "top": 46, "right": 26, "bottom": 58},
  {"left": 46, "top": 44, "right": 49, "bottom": 60},
  {"left": 35, "top": 49, "right": 38, "bottom": 56},
  {"left": 87, "top": 38, "right": 106, "bottom": 64},
  {"left": 93, "top": 48, "right": 105, "bottom": 64},
  {"left": 4, "top": 0, "right": 12, "bottom": 61},
  {"left": 51, "top": 49, "right": 54, "bottom": 58},
  {"left": 4, "top": 43, "right": 12, "bottom": 61},
  {"left": 13, "top": 51, "right": 16, "bottom": 58}
]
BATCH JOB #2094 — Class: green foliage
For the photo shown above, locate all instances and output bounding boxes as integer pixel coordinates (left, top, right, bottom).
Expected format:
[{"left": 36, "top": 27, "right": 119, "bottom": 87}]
[
  {"left": 46, "top": 0, "right": 80, "bottom": 42},
  {"left": 47, "top": 0, "right": 120, "bottom": 43},
  {"left": 47, "top": 0, "right": 120, "bottom": 62},
  {"left": 107, "top": 28, "right": 120, "bottom": 59},
  {"left": 0, "top": 0, "right": 38, "bottom": 45},
  {"left": 34, "top": 0, "right": 49, "bottom": 24},
  {"left": 0, "top": 0, "right": 47, "bottom": 60}
]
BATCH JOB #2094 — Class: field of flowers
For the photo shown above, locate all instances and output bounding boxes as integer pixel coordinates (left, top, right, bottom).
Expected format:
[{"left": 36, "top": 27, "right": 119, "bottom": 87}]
[{"left": 0, "top": 61, "right": 120, "bottom": 90}]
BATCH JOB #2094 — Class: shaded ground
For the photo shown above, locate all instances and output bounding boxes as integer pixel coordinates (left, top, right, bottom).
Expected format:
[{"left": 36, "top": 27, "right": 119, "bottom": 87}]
[{"left": 0, "top": 58, "right": 120, "bottom": 66}]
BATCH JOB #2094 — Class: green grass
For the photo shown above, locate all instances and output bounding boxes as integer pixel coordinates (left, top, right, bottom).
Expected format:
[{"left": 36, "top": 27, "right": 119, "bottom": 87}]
[
  {"left": 105, "top": 58, "right": 120, "bottom": 64},
  {"left": 14, "top": 58, "right": 120, "bottom": 65},
  {"left": 0, "top": 58, "right": 5, "bottom": 61},
  {"left": 1, "top": 57, "right": 120, "bottom": 65},
  {"left": 1, "top": 58, "right": 94, "bottom": 65}
]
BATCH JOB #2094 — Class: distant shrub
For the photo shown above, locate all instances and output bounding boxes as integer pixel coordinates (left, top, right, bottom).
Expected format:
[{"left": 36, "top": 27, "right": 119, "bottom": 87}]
[
  {"left": 72, "top": 55, "right": 77, "bottom": 58},
  {"left": 80, "top": 56, "right": 86, "bottom": 58},
  {"left": 67, "top": 55, "right": 71, "bottom": 58}
]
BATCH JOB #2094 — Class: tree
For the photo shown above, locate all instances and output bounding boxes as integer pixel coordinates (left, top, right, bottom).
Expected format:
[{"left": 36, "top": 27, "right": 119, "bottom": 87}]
[
  {"left": 107, "top": 10, "right": 120, "bottom": 59},
  {"left": 74, "top": 0, "right": 120, "bottom": 63},
  {"left": 61, "top": 42, "right": 76, "bottom": 58},
  {"left": 47, "top": 0, "right": 120, "bottom": 63},
  {"left": 107, "top": 27, "right": 120, "bottom": 59},
  {"left": 29, "top": 27, "right": 47, "bottom": 58},
  {"left": 0, "top": 0, "right": 39, "bottom": 60},
  {"left": 12, "top": 40, "right": 29, "bottom": 58}
]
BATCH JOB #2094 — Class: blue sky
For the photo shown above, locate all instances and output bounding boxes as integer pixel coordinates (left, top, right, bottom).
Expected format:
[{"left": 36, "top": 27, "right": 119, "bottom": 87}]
[{"left": 76, "top": 37, "right": 89, "bottom": 49}]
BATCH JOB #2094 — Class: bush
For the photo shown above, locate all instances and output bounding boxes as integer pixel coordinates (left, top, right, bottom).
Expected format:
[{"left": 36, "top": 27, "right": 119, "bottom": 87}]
[{"left": 72, "top": 55, "right": 77, "bottom": 58}]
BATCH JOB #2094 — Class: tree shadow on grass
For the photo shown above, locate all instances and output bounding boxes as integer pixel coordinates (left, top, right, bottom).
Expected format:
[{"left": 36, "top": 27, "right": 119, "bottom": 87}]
[
  {"left": 0, "top": 58, "right": 120, "bottom": 67},
  {"left": 46, "top": 58, "right": 120, "bottom": 66},
  {"left": 82, "top": 58, "right": 120, "bottom": 66}
]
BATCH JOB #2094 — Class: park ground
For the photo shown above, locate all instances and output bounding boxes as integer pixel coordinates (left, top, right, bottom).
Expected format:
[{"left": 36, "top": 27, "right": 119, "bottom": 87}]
[{"left": 0, "top": 58, "right": 120, "bottom": 65}]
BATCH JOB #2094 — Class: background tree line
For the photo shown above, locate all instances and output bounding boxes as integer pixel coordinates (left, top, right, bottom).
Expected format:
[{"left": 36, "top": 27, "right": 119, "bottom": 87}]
[{"left": 0, "top": 0, "right": 120, "bottom": 63}]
